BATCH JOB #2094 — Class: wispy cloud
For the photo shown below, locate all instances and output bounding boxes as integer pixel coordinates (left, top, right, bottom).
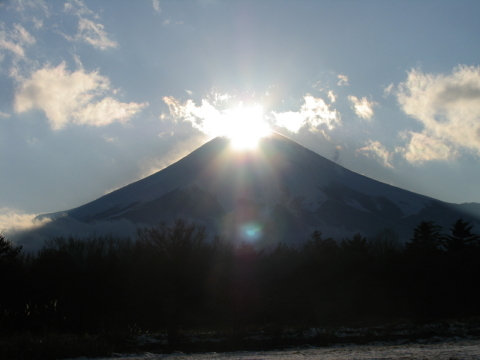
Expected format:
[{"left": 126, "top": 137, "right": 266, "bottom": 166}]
[
  {"left": 272, "top": 95, "right": 340, "bottom": 133},
  {"left": 138, "top": 135, "right": 207, "bottom": 178},
  {"left": 102, "top": 134, "right": 117, "bottom": 143},
  {"left": 14, "top": 62, "right": 148, "bottom": 129},
  {"left": 10, "top": 0, "right": 48, "bottom": 14},
  {"left": 357, "top": 140, "right": 394, "bottom": 168},
  {"left": 12, "top": 23, "right": 35, "bottom": 44},
  {"left": 348, "top": 95, "right": 376, "bottom": 120},
  {"left": 9, "top": 0, "right": 48, "bottom": 33},
  {"left": 383, "top": 83, "right": 394, "bottom": 97},
  {"left": 76, "top": 18, "right": 117, "bottom": 50},
  {"left": 337, "top": 74, "right": 349, "bottom": 86},
  {"left": 152, "top": 0, "right": 161, "bottom": 12},
  {"left": 397, "top": 65, "right": 480, "bottom": 162},
  {"left": 62, "top": 0, "right": 117, "bottom": 50},
  {"left": 327, "top": 90, "right": 336, "bottom": 103},
  {"left": 0, "top": 111, "right": 11, "bottom": 118},
  {"left": 32, "top": 17, "right": 43, "bottom": 29},
  {"left": 64, "top": 0, "right": 95, "bottom": 18},
  {"left": 0, "top": 23, "right": 35, "bottom": 58}
]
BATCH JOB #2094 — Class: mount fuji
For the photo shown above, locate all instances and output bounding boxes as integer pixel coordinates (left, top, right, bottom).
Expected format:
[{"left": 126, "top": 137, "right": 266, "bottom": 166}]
[{"left": 38, "top": 132, "right": 480, "bottom": 246}]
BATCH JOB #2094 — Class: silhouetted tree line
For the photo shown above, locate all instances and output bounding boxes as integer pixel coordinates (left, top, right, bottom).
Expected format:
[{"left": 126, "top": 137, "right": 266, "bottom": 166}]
[{"left": 1, "top": 218, "right": 480, "bottom": 339}]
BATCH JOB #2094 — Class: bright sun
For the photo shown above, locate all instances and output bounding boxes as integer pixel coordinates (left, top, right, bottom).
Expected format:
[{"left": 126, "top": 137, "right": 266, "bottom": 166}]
[{"left": 224, "top": 104, "right": 271, "bottom": 150}]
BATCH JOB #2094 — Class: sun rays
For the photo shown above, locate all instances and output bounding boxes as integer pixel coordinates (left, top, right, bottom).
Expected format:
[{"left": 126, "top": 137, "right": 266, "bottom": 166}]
[{"left": 223, "top": 105, "right": 271, "bottom": 150}]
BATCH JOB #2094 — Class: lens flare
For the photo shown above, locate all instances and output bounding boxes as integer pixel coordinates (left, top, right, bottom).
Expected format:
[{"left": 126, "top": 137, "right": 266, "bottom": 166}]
[{"left": 239, "top": 221, "right": 263, "bottom": 241}]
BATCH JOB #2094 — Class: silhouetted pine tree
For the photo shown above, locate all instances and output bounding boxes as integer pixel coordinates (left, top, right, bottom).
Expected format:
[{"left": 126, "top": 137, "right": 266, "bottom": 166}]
[
  {"left": 0, "top": 234, "right": 25, "bottom": 331},
  {"left": 341, "top": 233, "right": 369, "bottom": 255},
  {"left": 0, "top": 233, "right": 22, "bottom": 263},
  {"left": 304, "top": 230, "right": 338, "bottom": 256},
  {"left": 444, "top": 218, "right": 479, "bottom": 252},
  {"left": 369, "top": 228, "right": 402, "bottom": 259},
  {"left": 406, "top": 220, "right": 444, "bottom": 253}
]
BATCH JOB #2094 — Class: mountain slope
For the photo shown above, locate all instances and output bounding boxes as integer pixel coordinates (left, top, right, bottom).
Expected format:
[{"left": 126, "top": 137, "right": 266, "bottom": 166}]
[{"left": 38, "top": 133, "right": 480, "bottom": 245}]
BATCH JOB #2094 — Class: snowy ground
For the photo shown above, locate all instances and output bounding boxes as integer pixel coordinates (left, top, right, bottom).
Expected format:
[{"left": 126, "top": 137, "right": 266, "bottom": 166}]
[
  {"left": 74, "top": 338, "right": 480, "bottom": 359},
  {"left": 67, "top": 322, "right": 480, "bottom": 360}
]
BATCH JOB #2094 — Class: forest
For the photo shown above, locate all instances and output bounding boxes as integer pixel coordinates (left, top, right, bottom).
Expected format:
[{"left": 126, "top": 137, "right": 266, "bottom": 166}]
[{"left": 1, "top": 218, "right": 480, "bottom": 357}]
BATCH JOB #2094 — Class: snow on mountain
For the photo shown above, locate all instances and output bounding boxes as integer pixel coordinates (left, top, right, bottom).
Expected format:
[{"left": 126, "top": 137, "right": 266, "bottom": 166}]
[{"left": 37, "top": 132, "right": 480, "bottom": 245}]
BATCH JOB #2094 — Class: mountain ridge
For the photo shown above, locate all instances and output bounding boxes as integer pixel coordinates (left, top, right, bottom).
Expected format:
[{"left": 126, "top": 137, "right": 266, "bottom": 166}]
[{"left": 37, "top": 132, "right": 480, "bottom": 245}]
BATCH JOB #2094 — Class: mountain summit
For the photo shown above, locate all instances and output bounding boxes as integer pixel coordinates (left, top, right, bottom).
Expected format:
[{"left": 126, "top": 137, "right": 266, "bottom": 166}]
[{"left": 39, "top": 133, "right": 480, "bottom": 245}]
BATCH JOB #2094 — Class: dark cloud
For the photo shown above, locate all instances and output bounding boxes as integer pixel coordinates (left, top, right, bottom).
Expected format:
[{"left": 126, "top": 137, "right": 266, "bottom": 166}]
[
  {"left": 438, "top": 83, "right": 480, "bottom": 104},
  {"left": 332, "top": 147, "right": 340, "bottom": 163}
]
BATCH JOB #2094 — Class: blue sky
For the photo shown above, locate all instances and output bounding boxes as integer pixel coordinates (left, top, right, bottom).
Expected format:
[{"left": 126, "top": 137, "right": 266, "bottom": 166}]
[{"left": 2, "top": 0, "right": 480, "bottom": 235}]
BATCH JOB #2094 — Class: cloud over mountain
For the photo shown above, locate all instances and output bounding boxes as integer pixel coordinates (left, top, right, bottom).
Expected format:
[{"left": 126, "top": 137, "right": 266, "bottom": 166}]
[{"left": 272, "top": 95, "right": 340, "bottom": 133}]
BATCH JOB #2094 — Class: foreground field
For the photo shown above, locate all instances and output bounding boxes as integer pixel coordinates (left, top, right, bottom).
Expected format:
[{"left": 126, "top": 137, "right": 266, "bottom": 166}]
[
  {"left": 70, "top": 338, "right": 480, "bottom": 359},
  {"left": 4, "top": 321, "right": 479, "bottom": 359}
]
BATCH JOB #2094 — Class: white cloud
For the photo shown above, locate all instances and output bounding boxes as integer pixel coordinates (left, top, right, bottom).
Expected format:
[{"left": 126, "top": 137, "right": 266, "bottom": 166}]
[
  {"left": 0, "top": 111, "right": 11, "bottom": 118},
  {"left": 399, "top": 132, "right": 457, "bottom": 164},
  {"left": 158, "top": 93, "right": 340, "bottom": 141},
  {"left": 75, "top": 96, "right": 147, "bottom": 127},
  {"left": 152, "top": 0, "right": 161, "bottom": 12},
  {"left": 14, "top": 62, "right": 147, "bottom": 129},
  {"left": 164, "top": 94, "right": 256, "bottom": 135},
  {"left": 0, "top": 207, "right": 49, "bottom": 236},
  {"left": 337, "top": 74, "right": 349, "bottom": 86},
  {"left": 397, "top": 65, "right": 480, "bottom": 161},
  {"left": 348, "top": 95, "right": 376, "bottom": 120},
  {"left": 163, "top": 93, "right": 272, "bottom": 150},
  {"left": 272, "top": 111, "right": 305, "bottom": 133},
  {"left": 63, "top": 0, "right": 117, "bottom": 50},
  {"left": 163, "top": 96, "right": 222, "bottom": 134},
  {"left": 0, "top": 23, "right": 35, "bottom": 58},
  {"left": 357, "top": 140, "right": 394, "bottom": 168},
  {"left": 1, "top": 210, "right": 137, "bottom": 252},
  {"left": 272, "top": 95, "right": 340, "bottom": 133}
]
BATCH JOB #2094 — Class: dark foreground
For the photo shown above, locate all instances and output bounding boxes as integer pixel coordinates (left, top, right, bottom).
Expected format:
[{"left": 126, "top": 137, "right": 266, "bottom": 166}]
[{"left": 2, "top": 320, "right": 480, "bottom": 359}]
